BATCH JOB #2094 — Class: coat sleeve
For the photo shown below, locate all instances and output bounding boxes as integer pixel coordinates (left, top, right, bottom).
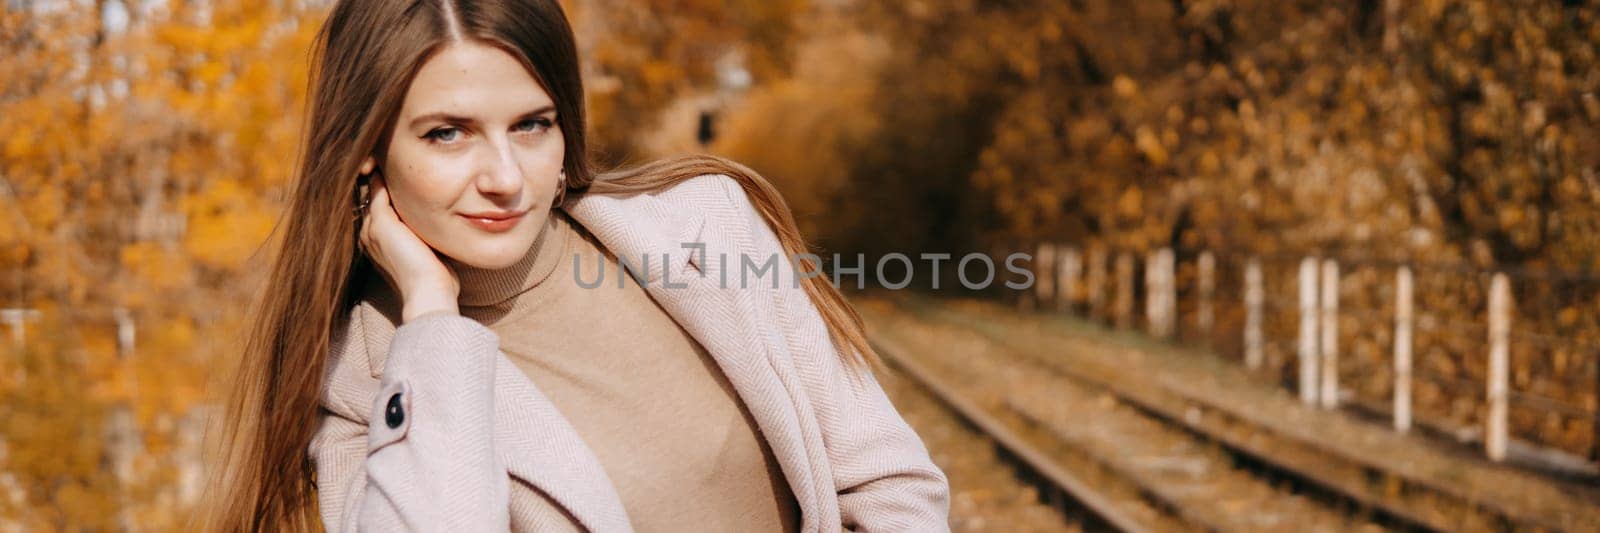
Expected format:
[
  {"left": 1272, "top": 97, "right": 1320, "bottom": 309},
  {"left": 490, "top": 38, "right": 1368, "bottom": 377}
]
[
  {"left": 708, "top": 175, "right": 952, "bottom": 532},
  {"left": 309, "top": 312, "right": 510, "bottom": 532}
]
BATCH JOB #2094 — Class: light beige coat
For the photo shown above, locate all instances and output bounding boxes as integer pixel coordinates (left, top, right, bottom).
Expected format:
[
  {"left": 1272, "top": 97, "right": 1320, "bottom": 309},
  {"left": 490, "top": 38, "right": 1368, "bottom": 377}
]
[{"left": 310, "top": 174, "right": 951, "bottom": 532}]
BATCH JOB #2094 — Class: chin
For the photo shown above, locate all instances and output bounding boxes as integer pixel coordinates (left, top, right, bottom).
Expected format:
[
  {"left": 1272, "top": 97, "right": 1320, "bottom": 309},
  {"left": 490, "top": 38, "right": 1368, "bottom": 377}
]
[{"left": 446, "top": 232, "right": 539, "bottom": 270}]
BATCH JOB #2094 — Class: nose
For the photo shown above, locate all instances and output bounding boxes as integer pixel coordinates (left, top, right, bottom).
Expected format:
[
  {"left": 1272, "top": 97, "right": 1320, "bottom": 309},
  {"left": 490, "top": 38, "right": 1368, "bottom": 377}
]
[{"left": 474, "top": 136, "right": 524, "bottom": 201}]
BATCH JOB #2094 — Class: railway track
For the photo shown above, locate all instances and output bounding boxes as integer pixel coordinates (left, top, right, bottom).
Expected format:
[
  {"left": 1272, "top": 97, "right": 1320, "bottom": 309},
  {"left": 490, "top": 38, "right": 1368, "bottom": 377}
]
[
  {"left": 864, "top": 297, "right": 1581, "bottom": 532},
  {"left": 874, "top": 352, "right": 1085, "bottom": 531},
  {"left": 876, "top": 335, "right": 1167, "bottom": 532}
]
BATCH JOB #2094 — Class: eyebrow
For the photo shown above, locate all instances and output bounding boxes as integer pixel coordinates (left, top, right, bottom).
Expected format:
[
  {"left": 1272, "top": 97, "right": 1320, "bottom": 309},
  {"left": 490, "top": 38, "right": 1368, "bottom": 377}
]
[{"left": 407, "top": 105, "right": 557, "bottom": 130}]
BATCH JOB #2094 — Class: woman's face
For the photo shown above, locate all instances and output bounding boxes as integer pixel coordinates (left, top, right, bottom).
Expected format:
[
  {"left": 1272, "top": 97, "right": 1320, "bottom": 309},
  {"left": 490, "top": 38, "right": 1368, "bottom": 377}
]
[{"left": 376, "top": 40, "right": 565, "bottom": 270}]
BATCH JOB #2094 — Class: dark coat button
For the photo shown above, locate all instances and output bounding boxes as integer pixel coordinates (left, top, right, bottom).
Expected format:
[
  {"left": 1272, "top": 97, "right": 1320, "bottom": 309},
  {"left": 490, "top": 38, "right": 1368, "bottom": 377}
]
[{"left": 384, "top": 393, "right": 405, "bottom": 429}]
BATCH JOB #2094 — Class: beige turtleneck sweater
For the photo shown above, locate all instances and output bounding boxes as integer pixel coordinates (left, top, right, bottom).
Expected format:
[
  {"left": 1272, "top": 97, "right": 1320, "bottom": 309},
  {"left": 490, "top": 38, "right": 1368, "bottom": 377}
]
[{"left": 445, "top": 209, "right": 800, "bottom": 532}]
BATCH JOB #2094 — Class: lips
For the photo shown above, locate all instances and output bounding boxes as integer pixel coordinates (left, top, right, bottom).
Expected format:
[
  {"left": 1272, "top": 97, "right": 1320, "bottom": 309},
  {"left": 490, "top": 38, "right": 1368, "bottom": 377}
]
[
  {"left": 460, "top": 210, "right": 527, "bottom": 232},
  {"left": 462, "top": 210, "right": 524, "bottom": 220}
]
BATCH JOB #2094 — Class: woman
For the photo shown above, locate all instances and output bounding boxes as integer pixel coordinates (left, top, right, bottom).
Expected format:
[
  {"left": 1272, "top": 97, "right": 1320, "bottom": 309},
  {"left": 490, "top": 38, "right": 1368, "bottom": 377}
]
[{"left": 204, "top": 0, "right": 950, "bottom": 530}]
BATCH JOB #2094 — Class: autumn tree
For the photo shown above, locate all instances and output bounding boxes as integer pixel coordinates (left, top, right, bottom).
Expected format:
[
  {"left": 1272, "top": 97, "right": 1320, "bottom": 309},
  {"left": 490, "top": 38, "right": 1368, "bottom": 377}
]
[
  {"left": 567, "top": 0, "right": 807, "bottom": 163},
  {"left": 710, "top": 0, "right": 1599, "bottom": 454},
  {"left": 1, "top": 1, "right": 319, "bottom": 527}
]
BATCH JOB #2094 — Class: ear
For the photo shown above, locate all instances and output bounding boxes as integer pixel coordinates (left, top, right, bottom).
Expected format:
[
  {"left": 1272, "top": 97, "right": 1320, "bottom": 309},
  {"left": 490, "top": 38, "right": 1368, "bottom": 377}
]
[{"left": 359, "top": 156, "right": 377, "bottom": 176}]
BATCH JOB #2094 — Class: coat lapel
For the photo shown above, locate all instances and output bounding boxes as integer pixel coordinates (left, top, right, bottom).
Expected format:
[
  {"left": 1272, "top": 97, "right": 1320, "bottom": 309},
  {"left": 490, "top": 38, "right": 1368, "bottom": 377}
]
[
  {"left": 492, "top": 356, "right": 634, "bottom": 532},
  {"left": 354, "top": 282, "right": 633, "bottom": 531},
  {"left": 352, "top": 185, "right": 824, "bottom": 532}
]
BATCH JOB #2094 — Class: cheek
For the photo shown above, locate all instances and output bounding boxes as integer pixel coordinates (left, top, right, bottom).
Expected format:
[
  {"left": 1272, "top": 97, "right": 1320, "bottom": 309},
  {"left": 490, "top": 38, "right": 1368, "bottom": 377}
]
[
  {"left": 525, "top": 135, "right": 567, "bottom": 193},
  {"left": 386, "top": 154, "right": 468, "bottom": 214}
]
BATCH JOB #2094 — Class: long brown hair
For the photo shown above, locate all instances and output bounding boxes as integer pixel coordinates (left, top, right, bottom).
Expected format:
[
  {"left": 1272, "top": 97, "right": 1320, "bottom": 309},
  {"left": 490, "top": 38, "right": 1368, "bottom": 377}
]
[{"left": 201, "top": 0, "right": 877, "bottom": 530}]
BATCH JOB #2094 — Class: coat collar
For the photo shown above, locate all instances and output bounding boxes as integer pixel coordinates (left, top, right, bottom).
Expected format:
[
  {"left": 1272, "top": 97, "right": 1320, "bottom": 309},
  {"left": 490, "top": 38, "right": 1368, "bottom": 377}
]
[{"left": 350, "top": 184, "right": 823, "bottom": 532}]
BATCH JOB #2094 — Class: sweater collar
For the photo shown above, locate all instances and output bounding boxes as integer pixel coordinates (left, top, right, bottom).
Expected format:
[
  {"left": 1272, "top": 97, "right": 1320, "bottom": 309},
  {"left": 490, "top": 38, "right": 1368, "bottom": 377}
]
[
  {"left": 446, "top": 209, "right": 574, "bottom": 308},
  {"left": 356, "top": 183, "right": 712, "bottom": 380}
]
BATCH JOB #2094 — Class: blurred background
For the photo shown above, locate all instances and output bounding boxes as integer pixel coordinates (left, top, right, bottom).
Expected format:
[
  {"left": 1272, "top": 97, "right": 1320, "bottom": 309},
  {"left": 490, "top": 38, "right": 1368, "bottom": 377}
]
[{"left": 1, "top": 0, "right": 1598, "bottom": 530}]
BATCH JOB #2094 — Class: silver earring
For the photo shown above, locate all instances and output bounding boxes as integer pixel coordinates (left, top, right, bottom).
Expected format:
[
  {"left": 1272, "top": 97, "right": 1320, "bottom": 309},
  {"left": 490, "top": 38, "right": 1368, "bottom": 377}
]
[
  {"left": 353, "top": 174, "right": 372, "bottom": 220},
  {"left": 554, "top": 171, "right": 568, "bottom": 206}
]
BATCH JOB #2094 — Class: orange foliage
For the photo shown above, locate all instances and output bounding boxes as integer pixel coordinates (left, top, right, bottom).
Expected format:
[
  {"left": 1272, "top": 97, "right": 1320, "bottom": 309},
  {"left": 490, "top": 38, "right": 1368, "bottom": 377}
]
[{"left": 0, "top": 1, "right": 320, "bottom": 527}]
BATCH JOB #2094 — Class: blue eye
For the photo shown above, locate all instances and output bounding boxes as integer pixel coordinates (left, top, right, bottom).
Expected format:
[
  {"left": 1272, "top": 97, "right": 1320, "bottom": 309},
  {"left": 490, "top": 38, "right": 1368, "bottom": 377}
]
[
  {"left": 514, "top": 117, "right": 554, "bottom": 133},
  {"left": 423, "top": 127, "right": 461, "bottom": 143}
]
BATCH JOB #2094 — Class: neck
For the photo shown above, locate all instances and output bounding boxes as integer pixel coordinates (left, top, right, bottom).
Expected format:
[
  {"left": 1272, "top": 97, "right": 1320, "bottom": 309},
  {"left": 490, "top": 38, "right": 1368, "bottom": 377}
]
[{"left": 446, "top": 210, "right": 572, "bottom": 308}]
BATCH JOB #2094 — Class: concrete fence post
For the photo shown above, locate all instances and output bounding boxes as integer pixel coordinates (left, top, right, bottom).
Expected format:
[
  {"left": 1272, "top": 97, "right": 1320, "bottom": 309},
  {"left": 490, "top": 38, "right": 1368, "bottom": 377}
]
[
  {"left": 1486, "top": 273, "right": 1512, "bottom": 462},
  {"left": 1394, "top": 266, "right": 1414, "bottom": 432},
  {"left": 1298, "top": 257, "right": 1321, "bottom": 405},
  {"left": 1088, "top": 247, "right": 1108, "bottom": 321},
  {"left": 1058, "top": 246, "right": 1082, "bottom": 314},
  {"left": 1244, "top": 258, "right": 1264, "bottom": 370},
  {"left": 1145, "top": 249, "right": 1175, "bottom": 338},
  {"left": 1320, "top": 259, "right": 1340, "bottom": 409}
]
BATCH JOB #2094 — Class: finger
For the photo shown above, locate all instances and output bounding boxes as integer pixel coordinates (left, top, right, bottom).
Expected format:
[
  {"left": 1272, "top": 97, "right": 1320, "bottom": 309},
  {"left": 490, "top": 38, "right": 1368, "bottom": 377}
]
[
  {"left": 369, "top": 174, "right": 386, "bottom": 206},
  {"left": 358, "top": 226, "right": 372, "bottom": 259},
  {"left": 361, "top": 177, "right": 392, "bottom": 260},
  {"left": 369, "top": 174, "right": 395, "bottom": 222},
  {"left": 359, "top": 197, "right": 377, "bottom": 255}
]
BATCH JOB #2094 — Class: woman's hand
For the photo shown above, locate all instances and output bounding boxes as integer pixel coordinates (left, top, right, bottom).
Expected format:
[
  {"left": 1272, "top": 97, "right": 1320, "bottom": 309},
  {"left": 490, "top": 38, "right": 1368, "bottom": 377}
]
[{"left": 358, "top": 167, "right": 460, "bottom": 323}]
